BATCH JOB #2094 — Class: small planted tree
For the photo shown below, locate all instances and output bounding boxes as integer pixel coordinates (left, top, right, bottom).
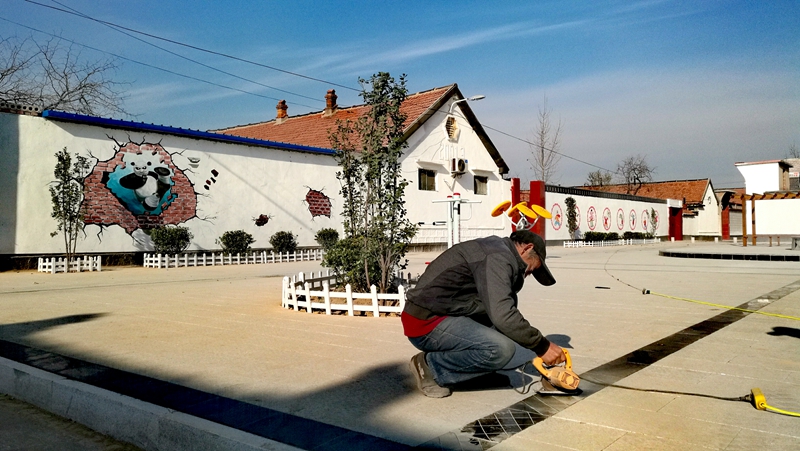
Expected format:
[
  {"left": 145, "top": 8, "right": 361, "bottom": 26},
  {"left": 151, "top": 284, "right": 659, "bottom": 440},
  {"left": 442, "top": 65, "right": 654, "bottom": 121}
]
[
  {"left": 218, "top": 230, "right": 255, "bottom": 255},
  {"left": 325, "top": 72, "right": 417, "bottom": 293},
  {"left": 270, "top": 231, "right": 298, "bottom": 254},
  {"left": 648, "top": 208, "right": 658, "bottom": 238},
  {"left": 49, "top": 147, "right": 91, "bottom": 265},
  {"left": 150, "top": 226, "right": 193, "bottom": 255},
  {"left": 564, "top": 196, "right": 578, "bottom": 240}
]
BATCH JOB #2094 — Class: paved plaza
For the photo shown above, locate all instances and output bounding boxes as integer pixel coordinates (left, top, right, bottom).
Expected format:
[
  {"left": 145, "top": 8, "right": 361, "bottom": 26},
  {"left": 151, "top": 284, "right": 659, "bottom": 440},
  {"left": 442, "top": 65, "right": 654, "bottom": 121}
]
[{"left": 1, "top": 241, "right": 799, "bottom": 450}]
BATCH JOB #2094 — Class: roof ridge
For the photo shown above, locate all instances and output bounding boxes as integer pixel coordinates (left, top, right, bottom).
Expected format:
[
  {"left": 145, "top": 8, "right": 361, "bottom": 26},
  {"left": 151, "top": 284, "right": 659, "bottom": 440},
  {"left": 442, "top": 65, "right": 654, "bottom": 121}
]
[{"left": 211, "top": 84, "right": 456, "bottom": 132}]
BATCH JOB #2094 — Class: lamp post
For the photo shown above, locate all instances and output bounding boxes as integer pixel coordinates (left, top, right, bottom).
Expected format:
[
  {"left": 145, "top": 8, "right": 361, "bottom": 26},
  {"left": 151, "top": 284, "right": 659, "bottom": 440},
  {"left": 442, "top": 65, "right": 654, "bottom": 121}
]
[{"left": 448, "top": 95, "right": 485, "bottom": 114}]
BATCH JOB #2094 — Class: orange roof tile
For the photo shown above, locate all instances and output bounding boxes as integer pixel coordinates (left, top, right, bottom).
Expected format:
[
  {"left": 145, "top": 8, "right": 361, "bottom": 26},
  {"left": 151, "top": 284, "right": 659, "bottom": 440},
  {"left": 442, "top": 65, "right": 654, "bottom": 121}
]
[
  {"left": 583, "top": 179, "right": 711, "bottom": 205},
  {"left": 214, "top": 86, "right": 453, "bottom": 149}
]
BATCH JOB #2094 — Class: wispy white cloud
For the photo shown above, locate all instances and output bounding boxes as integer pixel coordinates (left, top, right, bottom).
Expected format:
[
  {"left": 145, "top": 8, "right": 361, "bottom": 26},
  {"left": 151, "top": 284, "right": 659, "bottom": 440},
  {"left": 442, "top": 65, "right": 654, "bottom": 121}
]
[{"left": 319, "top": 19, "right": 591, "bottom": 75}]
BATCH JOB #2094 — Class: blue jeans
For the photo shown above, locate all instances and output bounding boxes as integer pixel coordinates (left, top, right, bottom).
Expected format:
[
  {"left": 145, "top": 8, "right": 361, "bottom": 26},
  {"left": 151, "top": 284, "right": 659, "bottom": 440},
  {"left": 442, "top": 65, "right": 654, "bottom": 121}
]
[{"left": 408, "top": 316, "right": 536, "bottom": 386}]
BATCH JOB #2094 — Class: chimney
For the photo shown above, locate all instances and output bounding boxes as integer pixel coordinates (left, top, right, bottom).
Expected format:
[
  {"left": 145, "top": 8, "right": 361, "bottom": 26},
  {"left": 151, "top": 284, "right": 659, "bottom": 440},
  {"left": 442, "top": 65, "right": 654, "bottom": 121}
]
[
  {"left": 323, "top": 89, "right": 338, "bottom": 117},
  {"left": 275, "top": 100, "right": 288, "bottom": 124}
]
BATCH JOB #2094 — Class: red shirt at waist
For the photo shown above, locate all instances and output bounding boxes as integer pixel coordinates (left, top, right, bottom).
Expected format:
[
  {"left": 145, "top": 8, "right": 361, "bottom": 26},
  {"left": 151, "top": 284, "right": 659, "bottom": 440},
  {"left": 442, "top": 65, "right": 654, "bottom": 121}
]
[{"left": 401, "top": 311, "right": 446, "bottom": 337}]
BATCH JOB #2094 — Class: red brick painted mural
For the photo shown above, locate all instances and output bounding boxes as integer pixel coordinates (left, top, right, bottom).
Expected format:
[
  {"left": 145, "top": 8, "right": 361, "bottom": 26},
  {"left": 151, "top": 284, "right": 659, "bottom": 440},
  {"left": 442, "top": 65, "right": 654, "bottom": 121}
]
[
  {"left": 305, "top": 188, "right": 332, "bottom": 218},
  {"left": 83, "top": 140, "right": 197, "bottom": 234}
]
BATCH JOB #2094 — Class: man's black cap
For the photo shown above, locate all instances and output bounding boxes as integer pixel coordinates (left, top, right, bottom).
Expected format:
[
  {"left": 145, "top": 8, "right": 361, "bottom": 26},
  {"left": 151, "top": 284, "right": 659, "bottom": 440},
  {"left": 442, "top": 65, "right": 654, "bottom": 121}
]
[{"left": 510, "top": 230, "right": 555, "bottom": 286}]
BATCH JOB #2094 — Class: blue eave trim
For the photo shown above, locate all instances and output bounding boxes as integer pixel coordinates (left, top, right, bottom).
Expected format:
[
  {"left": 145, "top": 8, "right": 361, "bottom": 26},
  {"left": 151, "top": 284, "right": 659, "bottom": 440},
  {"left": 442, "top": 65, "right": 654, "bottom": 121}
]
[{"left": 41, "top": 110, "right": 336, "bottom": 156}]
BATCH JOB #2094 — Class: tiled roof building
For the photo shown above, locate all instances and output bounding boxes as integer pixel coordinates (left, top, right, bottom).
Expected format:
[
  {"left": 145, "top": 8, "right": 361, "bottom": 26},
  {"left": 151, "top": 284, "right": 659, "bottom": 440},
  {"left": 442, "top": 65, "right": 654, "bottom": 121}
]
[
  {"left": 584, "top": 179, "right": 723, "bottom": 238},
  {"left": 216, "top": 84, "right": 514, "bottom": 247},
  {"left": 213, "top": 85, "right": 509, "bottom": 174}
]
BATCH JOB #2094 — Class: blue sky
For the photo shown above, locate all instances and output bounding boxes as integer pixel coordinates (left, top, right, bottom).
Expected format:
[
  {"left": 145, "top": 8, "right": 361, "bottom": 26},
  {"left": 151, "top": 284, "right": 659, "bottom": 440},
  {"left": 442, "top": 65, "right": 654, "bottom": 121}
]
[{"left": 4, "top": 0, "right": 799, "bottom": 187}]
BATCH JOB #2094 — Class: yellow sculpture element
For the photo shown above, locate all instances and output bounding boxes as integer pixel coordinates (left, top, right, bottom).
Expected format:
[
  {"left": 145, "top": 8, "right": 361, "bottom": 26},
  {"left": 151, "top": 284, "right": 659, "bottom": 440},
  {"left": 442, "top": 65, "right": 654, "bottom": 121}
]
[
  {"left": 491, "top": 200, "right": 511, "bottom": 217},
  {"left": 491, "top": 200, "right": 551, "bottom": 231}
]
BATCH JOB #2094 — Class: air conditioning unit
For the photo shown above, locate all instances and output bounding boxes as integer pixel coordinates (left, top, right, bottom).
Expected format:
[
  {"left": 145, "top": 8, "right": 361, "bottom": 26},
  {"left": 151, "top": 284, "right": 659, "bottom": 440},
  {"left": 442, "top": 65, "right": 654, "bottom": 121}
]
[{"left": 450, "top": 158, "right": 467, "bottom": 175}]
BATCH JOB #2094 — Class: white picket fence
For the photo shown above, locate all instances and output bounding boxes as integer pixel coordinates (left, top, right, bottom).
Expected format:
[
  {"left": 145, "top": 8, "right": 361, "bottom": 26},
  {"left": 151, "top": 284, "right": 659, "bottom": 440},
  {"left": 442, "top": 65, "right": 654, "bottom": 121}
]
[
  {"left": 563, "top": 238, "right": 661, "bottom": 248},
  {"left": 37, "top": 256, "right": 102, "bottom": 273},
  {"left": 143, "top": 249, "right": 324, "bottom": 268},
  {"left": 281, "top": 270, "right": 415, "bottom": 317}
]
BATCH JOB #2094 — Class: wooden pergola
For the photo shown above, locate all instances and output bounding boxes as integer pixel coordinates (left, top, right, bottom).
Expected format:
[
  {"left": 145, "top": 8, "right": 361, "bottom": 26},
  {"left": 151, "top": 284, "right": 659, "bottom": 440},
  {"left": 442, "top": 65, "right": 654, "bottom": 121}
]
[{"left": 740, "top": 192, "right": 800, "bottom": 246}]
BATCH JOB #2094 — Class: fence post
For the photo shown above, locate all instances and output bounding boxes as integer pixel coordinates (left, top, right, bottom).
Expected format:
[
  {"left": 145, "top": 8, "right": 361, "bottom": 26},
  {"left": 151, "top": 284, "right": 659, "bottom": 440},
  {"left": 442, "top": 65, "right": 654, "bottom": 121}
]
[
  {"left": 323, "top": 281, "right": 332, "bottom": 315},
  {"left": 305, "top": 282, "right": 313, "bottom": 313},
  {"left": 371, "top": 285, "right": 380, "bottom": 317},
  {"left": 281, "top": 276, "right": 289, "bottom": 308},
  {"left": 346, "top": 284, "right": 354, "bottom": 316},
  {"left": 291, "top": 282, "right": 299, "bottom": 311},
  {"left": 398, "top": 285, "right": 406, "bottom": 311}
]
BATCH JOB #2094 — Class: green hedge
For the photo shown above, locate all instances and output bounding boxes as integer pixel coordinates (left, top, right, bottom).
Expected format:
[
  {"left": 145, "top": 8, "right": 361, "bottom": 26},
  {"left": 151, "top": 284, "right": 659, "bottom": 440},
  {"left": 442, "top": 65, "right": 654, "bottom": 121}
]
[
  {"left": 149, "top": 226, "right": 193, "bottom": 254},
  {"left": 217, "top": 230, "right": 255, "bottom": 255},
  {"left": 269, "top": 231, "right": 298, "bottom": 254}
]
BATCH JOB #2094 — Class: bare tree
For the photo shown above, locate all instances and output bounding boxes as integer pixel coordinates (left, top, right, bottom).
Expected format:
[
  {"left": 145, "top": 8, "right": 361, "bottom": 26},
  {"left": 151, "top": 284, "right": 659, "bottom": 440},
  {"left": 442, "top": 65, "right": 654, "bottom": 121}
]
[
  {"left": 616, "top": 154, "right": 654, "bottom": 195},
  {"left": 528, "top": 95, "right": 563, "bottom": 184},
  {"left": 788, "top": 142, "right": 800, "bottom": 159},
  {"left": 585, "top": 170, "right": 613, "bottom": 187},
  {"left": 0, "top": 37, "right": 128, "bottom": 116}
]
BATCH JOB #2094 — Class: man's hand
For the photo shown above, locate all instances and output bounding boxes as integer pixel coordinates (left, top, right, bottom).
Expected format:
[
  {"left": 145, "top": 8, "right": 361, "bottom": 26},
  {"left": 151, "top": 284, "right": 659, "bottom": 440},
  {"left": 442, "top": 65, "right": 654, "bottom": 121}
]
[{"left": 539, "top": 342, "right": 565, "bottom": 366}]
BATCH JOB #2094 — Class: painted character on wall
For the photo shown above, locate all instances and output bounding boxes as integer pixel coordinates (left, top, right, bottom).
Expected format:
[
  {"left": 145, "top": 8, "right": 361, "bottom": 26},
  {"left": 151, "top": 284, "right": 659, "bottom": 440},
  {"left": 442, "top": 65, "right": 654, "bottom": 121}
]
[{"left": 118, "top": 152, "right": 173, "bottom": 211}]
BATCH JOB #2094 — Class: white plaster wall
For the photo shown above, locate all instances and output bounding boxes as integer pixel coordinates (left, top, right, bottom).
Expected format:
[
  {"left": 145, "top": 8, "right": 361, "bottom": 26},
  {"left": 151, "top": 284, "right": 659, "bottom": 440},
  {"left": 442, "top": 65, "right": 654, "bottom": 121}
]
[
  {"left": 3, "top": 113, "right": 342, "bottom": 254},
  {"left": 402, "top": 102, "right": 511, "bottom": 244},
  {"left": 753, "top": 198, "right": 800, "bottom": 235},
  {"left": 3, "top": 107, "right": 514, "bottom": 255},
  {"left": 0, "top": 113, "right": 22, "bottom": 253},
  {"left": 737, "top": 163, "right": 782, "bottom": 194},
  {"left": 695, "top": 184, "right": 722, "bottom": 236},
  {"left": 682, "top": 216, "right": 699, "bottom": 236},
  {"left": 544, "top": 190, "right": 669, "bottom": 240}
]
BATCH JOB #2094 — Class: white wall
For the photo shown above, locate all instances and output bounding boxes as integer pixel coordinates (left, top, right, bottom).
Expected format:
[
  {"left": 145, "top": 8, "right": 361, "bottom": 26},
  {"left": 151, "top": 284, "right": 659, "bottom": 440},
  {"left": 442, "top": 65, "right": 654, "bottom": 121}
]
[
  {"left": 752, "top": 199, "right": 800, "bottom": 235},
  {"left": 737, "top": 162, "right": 783, "bottom": 194},
  {"left": 2, "top": 113, "right": 342, "bottom": 254},
  {"left": 2, "top": 108, "right": 512, "bottom": 255},
  {"left": 690, "top": 184, "right": 722, "bottom": 236},
  {"left": 736, "top": 160, "right": 798, "bottom": 235},
  {"left": 544, "top": 189, "right": 669, "bottom": 240}
]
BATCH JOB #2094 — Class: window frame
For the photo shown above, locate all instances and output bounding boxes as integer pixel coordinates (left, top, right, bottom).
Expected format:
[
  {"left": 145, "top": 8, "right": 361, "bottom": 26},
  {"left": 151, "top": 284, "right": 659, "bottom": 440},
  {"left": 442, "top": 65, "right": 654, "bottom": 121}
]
[
  {"left": 418, "top": 168, "right": 437, "bottom": 191},
  {"left": 474, "top": 175, "right": 488, "bottom": 195}
]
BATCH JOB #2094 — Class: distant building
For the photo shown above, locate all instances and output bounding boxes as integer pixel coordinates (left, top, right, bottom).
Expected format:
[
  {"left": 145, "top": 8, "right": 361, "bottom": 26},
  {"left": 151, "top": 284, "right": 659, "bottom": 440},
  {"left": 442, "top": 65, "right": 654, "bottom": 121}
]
[
  {"left": 734, "top": 159, "right": 800, "bottom": 238},
  {"left": 734, "top": 160, "right": 792, "bottom": 194},
  {"left": 583, "top": 179, "right": 721, "bottom": 240}
]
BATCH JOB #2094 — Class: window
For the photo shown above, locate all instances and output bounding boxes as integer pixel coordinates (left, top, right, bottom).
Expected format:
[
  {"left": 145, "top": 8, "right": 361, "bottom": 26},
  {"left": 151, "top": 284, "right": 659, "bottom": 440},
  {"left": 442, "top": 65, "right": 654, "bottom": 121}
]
[
  {"left": 474, "top": 175, "right": 488, "bottom": 195},
  {"left": 418, "top": 168, "right": 436, "bottom": 191}
]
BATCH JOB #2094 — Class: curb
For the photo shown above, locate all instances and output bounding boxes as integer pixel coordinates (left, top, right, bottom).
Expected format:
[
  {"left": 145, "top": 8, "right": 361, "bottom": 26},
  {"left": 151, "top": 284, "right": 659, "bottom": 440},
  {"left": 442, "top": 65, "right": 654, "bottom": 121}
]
[{"left": 0, "top": 357, "right": 301, "bottom": 451}]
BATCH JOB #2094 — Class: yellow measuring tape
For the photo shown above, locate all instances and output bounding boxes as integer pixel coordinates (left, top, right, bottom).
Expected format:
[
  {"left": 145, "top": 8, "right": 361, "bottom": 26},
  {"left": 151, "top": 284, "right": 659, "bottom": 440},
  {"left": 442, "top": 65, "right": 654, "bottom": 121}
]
[
  {"left": 642, "top": 289, "right": 800, "bottom": 322},
  {"left": 748, "top": 388, "right": 800, "bottom": 417}
]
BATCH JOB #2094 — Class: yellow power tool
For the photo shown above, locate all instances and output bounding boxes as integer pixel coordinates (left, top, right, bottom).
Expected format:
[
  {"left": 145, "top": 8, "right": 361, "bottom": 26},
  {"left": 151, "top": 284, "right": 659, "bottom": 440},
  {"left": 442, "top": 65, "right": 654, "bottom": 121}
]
[{"left": 533, "top": 349, "right": 582, "bottom": 395}]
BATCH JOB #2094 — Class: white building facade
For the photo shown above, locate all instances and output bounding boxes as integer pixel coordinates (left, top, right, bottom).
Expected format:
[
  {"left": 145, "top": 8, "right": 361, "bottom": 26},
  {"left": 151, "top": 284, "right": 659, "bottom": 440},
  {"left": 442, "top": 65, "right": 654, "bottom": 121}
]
[{"left": 735, "top": 159, "right": 800, "bottom": 236}]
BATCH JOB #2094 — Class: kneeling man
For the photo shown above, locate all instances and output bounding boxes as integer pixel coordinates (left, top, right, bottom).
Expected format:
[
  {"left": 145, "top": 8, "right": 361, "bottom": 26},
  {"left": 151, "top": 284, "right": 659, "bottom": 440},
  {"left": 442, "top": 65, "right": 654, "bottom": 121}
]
[{"left": 403, "top": 230, "right": 564, "bottom": 397}]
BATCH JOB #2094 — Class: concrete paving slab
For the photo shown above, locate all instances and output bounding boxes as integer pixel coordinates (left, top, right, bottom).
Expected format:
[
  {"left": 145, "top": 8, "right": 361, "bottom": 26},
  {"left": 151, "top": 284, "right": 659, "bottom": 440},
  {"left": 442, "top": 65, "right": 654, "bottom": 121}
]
[
  {"left": 490, "top": 417, "right": 624, "bottom": 451},
  {"left": 0, "top": 393, "right": 143, "bottom": 451},
  {"left": 1, "top": 242, "right": 799, "bottom": 450}
]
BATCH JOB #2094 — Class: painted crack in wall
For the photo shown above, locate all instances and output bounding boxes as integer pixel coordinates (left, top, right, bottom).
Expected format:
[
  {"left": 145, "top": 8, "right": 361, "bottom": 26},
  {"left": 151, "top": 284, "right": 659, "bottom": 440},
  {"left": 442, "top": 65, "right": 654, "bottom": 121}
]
[{"left": 83, "top": 139, "right": 198, "bottom": 235}]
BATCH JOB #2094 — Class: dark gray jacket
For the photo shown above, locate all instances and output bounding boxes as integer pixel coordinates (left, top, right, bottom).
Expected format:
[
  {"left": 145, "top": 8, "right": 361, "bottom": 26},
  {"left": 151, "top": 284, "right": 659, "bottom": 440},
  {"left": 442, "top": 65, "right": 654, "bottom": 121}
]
[{"left": 404, "top": 236, "right": 550, "bottom": 355}]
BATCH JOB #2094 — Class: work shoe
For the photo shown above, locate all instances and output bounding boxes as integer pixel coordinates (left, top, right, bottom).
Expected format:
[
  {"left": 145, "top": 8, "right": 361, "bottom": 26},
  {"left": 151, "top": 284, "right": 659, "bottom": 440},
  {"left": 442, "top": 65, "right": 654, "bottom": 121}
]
[{"left": 410, "top": 352, "right": 451, "bottom": 398}]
